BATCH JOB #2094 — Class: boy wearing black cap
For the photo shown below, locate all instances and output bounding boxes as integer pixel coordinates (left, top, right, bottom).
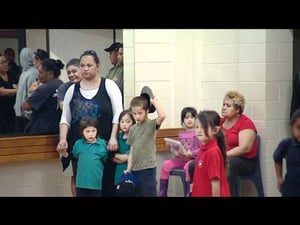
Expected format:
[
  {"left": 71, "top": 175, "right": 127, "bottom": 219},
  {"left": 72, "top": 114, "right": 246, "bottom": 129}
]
[{"left": 124, "top": 86, "right": 166, "bottom": 196}]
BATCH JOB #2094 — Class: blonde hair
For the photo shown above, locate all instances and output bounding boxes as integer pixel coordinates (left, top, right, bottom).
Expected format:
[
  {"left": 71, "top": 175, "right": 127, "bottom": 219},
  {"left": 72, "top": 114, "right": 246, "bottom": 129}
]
[{"left": 224, "top": 90, "right": 245, "bottom": 114}]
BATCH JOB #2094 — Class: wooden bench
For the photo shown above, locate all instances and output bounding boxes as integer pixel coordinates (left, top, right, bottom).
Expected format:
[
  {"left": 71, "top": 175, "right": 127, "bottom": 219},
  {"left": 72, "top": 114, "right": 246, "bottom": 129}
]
[
  {"left": 0, "top": 134, "right": 59, "bottom": 163},
  {"left": 155, "top": 128, "right": 183, "bottom": 152},
  {"left": 0, "top": 128, "right": 183, "bottom": 163}
]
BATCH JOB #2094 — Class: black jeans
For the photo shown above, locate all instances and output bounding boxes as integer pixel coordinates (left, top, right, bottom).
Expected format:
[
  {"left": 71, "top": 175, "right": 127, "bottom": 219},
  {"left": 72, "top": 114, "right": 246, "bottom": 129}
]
[
  {"left": 227, "top": 156, "right": 257, "bottom": 196},
  {"left": 76, "top": 187, "right": 102, "bottom": 197}
]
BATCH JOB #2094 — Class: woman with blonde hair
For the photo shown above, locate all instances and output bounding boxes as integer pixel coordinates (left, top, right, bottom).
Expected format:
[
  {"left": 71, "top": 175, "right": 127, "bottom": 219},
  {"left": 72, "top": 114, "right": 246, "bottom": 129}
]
[{"left": 220, "top": 90, "right": 258, "bottom": 196}]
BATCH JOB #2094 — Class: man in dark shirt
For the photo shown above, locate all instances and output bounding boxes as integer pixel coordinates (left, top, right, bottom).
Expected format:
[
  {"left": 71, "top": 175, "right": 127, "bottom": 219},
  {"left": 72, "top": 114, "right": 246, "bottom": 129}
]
[{"left": 4, "top": 48, "right": 21, "bottom": 81}]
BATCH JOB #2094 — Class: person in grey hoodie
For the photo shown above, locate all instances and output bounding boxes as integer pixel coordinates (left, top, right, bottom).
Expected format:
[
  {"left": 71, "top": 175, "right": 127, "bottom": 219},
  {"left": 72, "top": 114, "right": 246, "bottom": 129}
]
[{"left": 14, "top": 47, "right": 39, "bottom": 133}]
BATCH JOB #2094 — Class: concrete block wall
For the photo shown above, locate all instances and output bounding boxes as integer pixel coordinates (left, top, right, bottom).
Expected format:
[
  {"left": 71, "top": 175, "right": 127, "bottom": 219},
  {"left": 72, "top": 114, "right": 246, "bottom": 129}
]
[{"left": 123, "top": 29, "right": 294, "bottom": 196}]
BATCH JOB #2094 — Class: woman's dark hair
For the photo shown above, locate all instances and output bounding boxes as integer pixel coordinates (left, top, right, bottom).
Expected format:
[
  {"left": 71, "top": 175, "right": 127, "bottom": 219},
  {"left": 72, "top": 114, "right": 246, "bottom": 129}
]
[
  {"left": 66, "top": 58, "right": 80, "bottom": 68},
  {"left": 4, "top": 48, "right": 14, "bottom": 54},
  {"left": 198, "top": 110, "right": 227, "bottom": 166},
  {"left": 79, "top": 116, "right": 99, "bottom": 137},
  {"left": 181, "top": 107, "right": 197, "bottom": 124},
  {"left": 34, "top": 49, "right": 49, "bottom": 61},
  {"left": 80, "top": 50, "right": 100, "bottom": 64},
  {"left": 41, "top": 58, "right": 64, "bottom": 78}
]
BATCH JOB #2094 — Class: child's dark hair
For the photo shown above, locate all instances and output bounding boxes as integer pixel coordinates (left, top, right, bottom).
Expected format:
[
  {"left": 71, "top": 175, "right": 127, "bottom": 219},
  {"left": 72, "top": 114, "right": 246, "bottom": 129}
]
[
  {"left": 130, "top": 96, "right": 149, "bottom": 111},
  {"left": 79, "top": 116, "right": 99, "bottom": 137},
  {"left": 197, "top": 110, "right": 227, "bottom": 166},
  {"left": 290, "top": 108, "right": 300, "bottom": 126},
  {"left": 181, "top": 107, "right": 197, "bottom": 124},
  {"left": 119, "top": 109, "right": 136, "bottom": 124}
]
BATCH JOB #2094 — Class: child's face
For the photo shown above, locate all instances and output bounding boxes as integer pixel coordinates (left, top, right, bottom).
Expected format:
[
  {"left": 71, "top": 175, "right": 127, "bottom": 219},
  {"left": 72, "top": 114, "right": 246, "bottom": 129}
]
[
  {"left": 183, "top": 112, "right": 196, "bottom": 129},
  {"left": 120, "top": 114, "right": 134, "bottom": 133},
  {"left": 292, "top": 118, "right": 300, "bottom": 142},
  {"left": 195, "top": 118, "right": 214, "bottom": 144},
  {"left": 83, "top": 126, "right": 97, "bottom": 143},
  {"left": 131, "top": 106, "right": 148, "bottom": 124}
]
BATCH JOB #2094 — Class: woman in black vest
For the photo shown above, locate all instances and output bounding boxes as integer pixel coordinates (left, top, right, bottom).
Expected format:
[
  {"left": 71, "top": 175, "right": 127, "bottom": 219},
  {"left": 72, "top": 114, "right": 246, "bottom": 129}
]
[{"left": 57, "top": 50, "right": 123, "bottom": 197}]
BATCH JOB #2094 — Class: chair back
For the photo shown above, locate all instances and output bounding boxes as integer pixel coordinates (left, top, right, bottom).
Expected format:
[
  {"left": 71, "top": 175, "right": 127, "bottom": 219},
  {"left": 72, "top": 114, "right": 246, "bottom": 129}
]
[{"left": 234, "top": 134, "right": 264, "bottom": 197}]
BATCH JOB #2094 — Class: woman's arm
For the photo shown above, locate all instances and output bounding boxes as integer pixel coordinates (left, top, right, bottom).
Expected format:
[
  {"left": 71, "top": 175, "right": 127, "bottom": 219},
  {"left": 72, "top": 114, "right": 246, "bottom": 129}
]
[
  {"left": 0, "top": 87, "right": 17, "bottom": 96},
  {"left": 56, "top": 85, "right": 74, "bottom": 155},
  {"left": 107, "top": 123, "right": 119, "bottom": 151},
  {"left": 105, "top": 79, "right": 123, "bottom": 151},
  {"left": 226, "top": 129, "right": 256, "bottom": 157},
  {"left": 57, "top": 123, "right": 69, "bottom": 155},
  {"left": 150, "top": 95, "right": 166, "bottom": 126},
  {"left": 29, "top": 79, "right": 42, "bottom": 94},
  {"left": 105, "top": 79, "right": 123, "bottom": 124}
]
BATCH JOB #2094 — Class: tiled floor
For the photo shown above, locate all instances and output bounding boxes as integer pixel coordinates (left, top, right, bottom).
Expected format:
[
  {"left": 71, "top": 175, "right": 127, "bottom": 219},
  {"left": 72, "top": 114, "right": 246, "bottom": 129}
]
[
  {"left": 0, "top": 151, "right": 261, "bottom": 197},
  {"left": 0, "top": 152, "right": 185, "bottom": 197}
]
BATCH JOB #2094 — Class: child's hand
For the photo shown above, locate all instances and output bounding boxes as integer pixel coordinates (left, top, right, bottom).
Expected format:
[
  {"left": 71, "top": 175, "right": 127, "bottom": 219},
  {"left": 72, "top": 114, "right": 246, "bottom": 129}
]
[
  {"left": 177, "top": 149, "right": 187, "bottom": 157},
  {"left": 150, "top": 95, "right": 158, "bottom": 104},
  {"left": 124, "top": 169, "right": 131, "bottom": 174},
  {"left": 182, "top": 150, "right": 192, "bottom": 160},
  {"left": 187, "top": 150, "right": 193, "bottom": 159},
  {"left": 174, "top": 151, "right": 180, "bottom": 157}
]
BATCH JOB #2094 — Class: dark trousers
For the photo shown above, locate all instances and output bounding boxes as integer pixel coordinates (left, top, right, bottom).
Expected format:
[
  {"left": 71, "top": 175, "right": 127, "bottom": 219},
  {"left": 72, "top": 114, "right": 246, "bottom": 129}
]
[
  {"left": 132, "top": 167, "right": 157, "bottom": 197},
  {"left": 14, "top": 116, "right": 29, "bottom": 133},
  {"left": 0, "top": 116, "right": 16, "bottom": 134},
  {"left": 102, "top": 151, "right": 117, "bottom": 197},
  {"left": 76, "top": 187, "right": 102, "bottom": 197},
  {"left": 227, "top": 156, "right": 257, "bottom": 196}
]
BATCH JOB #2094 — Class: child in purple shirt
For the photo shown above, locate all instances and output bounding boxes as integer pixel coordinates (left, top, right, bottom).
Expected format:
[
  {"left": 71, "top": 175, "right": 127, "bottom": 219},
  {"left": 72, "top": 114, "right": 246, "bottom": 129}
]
[{"left": 159, "top": 107, "right": 201, "bottom": 197}]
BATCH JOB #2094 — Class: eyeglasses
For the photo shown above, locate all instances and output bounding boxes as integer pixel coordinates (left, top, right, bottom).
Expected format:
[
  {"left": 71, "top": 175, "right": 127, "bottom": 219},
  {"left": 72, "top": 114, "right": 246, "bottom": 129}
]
[{"left": 82, "top": 50, "right": 97, "bottom": 56}]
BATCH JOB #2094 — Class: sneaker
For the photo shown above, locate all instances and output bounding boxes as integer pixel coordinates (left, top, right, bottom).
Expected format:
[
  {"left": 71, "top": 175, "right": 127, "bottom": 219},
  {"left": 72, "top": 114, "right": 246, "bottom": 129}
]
[{"left": 140, "top": 86, "right": 156, "bottom": 113}]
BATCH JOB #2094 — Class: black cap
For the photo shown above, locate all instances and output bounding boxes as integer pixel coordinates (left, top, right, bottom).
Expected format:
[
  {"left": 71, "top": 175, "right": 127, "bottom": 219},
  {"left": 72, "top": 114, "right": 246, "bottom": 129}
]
[
  {"left": 140, "top": 86, "right": 156, "bottom": 113},
  {"left": 104, "top": 42, "right": 121, "bottom": 52},
  {"left": 34, "top": 49, "right": 49, "bottom": 60}
]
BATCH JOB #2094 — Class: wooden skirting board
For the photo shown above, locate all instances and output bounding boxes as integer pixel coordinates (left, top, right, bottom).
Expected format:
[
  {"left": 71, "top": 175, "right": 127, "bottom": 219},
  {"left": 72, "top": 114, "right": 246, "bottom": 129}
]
[{"left": 0, "top": 128, "right": 183, "bottom": 163}]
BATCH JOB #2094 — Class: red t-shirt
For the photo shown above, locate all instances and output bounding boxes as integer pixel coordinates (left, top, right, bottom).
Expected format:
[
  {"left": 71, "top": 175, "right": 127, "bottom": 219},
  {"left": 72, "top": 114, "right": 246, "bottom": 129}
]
[
  {"left": 191, "top": 139, "right": 230, "bottom": 197},
  {"left": 220, "top": 114, "right": 257, "bottom": 159}
]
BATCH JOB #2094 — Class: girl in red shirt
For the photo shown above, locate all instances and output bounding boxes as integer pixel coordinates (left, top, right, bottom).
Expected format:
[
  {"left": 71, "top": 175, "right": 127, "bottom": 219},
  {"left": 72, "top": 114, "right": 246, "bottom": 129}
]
[{"left": 191, "top": 110, "right": 230, "bottom": 197}]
